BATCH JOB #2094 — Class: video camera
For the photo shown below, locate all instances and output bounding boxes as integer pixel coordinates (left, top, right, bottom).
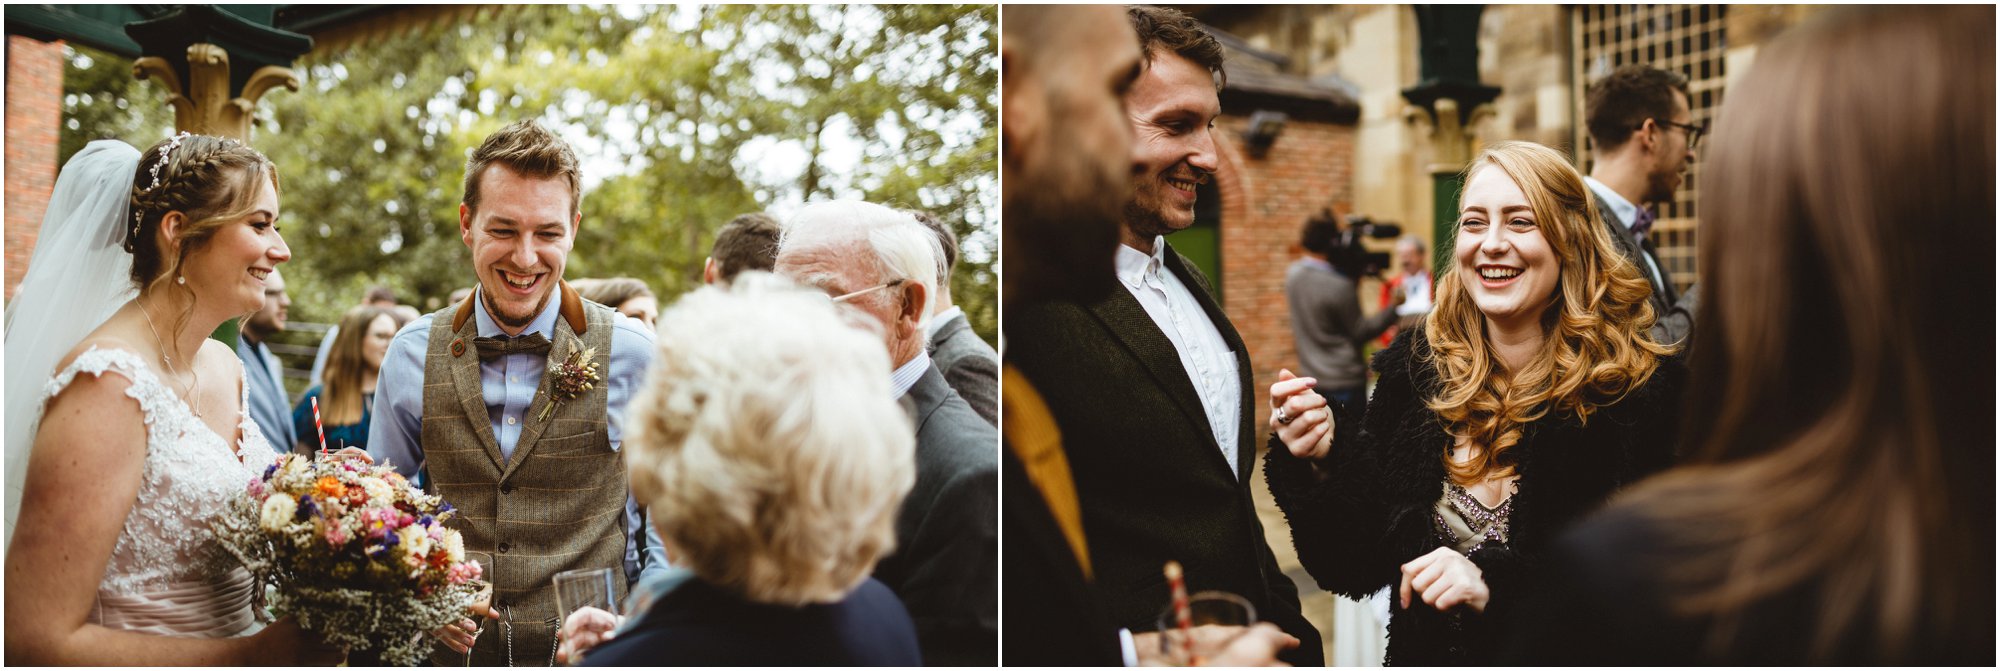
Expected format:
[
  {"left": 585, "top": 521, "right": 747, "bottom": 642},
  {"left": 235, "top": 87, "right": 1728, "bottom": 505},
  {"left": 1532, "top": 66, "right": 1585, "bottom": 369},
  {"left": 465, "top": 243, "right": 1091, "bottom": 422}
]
[{"left": 1328, "top": 214, "right": 1402, "bottom": 279}]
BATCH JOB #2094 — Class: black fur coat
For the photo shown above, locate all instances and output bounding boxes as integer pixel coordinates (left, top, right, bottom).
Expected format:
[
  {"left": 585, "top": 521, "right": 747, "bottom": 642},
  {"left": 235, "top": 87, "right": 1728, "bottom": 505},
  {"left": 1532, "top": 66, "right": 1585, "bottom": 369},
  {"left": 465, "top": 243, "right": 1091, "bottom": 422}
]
[{"left": 1265, "top": 326, "right": 1685, "bottom": 665}]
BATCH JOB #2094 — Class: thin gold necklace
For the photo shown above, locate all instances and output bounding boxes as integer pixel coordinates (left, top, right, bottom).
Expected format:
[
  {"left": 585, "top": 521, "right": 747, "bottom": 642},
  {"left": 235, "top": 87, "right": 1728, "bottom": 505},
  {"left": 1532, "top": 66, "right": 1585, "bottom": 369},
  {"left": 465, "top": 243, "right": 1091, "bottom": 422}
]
[{"left": 139, "top": 302, "right": 203, "bottom": 418}]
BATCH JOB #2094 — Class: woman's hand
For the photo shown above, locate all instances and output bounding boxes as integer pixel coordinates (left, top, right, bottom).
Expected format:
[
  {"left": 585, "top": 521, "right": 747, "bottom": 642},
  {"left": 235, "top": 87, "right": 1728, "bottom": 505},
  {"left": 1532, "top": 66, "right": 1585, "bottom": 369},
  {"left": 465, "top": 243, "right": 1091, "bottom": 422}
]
[
  {"left": 555, "top": 606, "right": 623, "bottom": 665},
  {"left": 432, "top": 593, "right": 499, "bottom": 655},
  {"left": 329, "top": 447, "right": 373, "bottom": 464},
  {"left": 1268, "top": 369, "right": 1334, "bottom": 461},
  {"left": 1399, "top": 547, "right": 1490, "bottom": 613},
  {"left": 253, "top": 617, "right": 345, "bottom": 666}
]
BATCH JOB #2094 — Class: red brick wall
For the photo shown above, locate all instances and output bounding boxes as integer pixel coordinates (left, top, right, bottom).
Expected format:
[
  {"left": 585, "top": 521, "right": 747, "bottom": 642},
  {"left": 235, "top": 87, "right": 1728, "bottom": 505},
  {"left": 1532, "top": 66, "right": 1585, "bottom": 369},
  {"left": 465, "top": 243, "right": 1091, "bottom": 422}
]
[
  {"left": 6, "top": 36, "right": 65, "bottom": 300},
  {"left": 1213, "top": 116, "right": 1357, "bottom": 427}
]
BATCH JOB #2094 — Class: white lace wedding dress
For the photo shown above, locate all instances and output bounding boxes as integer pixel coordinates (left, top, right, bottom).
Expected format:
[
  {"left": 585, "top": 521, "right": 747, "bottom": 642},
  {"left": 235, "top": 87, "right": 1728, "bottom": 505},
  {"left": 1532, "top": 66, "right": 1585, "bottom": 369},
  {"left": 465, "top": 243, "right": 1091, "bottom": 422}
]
[{"left": 45, "top": 346, "right": 278, "bottom": 638}]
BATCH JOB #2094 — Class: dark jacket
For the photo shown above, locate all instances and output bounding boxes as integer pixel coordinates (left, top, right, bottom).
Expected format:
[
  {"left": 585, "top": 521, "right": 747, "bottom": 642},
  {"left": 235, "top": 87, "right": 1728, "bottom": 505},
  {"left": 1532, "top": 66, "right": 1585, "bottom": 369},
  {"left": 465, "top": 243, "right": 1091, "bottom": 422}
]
[
  {"left": 928, "top": 312, "right": 999, "bottom": 426},
  {"left": 1506, "top": 498, "right": 1997, "bottom": 666},
  {"left": 1001, "top": 447, "right": 1125, "bottom": 666},
  {"left": 1008, "top": 243, "right": 1325, "bottom": 667},
  {"left": 1264, "top": 326, "right": 1684, "bottom": 665},
  {"left": 1592, "top": 194, "right": 1698, "bottom": 347},
  {"left": 873, "top": 363, "right": 998, "bottom": 666},
  {"left": 581, "top": 577, "right": 922, "bottom": 666}
]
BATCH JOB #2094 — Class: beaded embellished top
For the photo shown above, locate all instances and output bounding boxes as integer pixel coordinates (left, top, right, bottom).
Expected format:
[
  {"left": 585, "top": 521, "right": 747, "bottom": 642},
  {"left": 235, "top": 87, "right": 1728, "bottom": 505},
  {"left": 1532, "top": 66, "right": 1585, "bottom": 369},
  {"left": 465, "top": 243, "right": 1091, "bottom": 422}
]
[{"left": 1431, "top": 480, "right": 1515, "bottom": 555}]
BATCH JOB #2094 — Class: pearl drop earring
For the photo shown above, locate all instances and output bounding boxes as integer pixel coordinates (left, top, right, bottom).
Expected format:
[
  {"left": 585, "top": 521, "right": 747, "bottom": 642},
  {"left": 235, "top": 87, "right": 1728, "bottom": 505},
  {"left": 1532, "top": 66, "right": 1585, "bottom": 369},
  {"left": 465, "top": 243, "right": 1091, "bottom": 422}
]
[{"left": 177, "top": 276, "right": 186, "bottom": 285}]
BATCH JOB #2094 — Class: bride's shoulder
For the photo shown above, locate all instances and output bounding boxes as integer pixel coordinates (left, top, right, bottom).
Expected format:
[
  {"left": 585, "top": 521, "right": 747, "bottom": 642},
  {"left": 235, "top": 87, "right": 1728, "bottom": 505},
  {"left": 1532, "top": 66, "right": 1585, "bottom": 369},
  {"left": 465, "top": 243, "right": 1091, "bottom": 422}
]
[
  {"left": 55, "top": 335, "right": 150, "bottom": 379},
  {"left": 195, "top": 338, "right": 244, "bottom": 375}
]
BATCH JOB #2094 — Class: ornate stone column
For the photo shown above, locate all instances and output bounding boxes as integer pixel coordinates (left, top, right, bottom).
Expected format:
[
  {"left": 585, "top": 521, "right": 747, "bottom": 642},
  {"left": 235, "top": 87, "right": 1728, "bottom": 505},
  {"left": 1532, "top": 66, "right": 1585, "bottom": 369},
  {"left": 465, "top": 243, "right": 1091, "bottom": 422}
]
[{"left": 1402, "top": 5, "right": 1501, "bottom": 276}]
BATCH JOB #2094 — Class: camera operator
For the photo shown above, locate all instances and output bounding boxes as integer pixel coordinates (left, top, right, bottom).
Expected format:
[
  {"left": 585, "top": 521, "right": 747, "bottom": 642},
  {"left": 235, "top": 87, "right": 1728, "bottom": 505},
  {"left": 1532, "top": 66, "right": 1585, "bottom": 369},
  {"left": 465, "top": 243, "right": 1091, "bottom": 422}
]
[{"left": 1283, "top": 210, "right": 1401, "bottom": 410}]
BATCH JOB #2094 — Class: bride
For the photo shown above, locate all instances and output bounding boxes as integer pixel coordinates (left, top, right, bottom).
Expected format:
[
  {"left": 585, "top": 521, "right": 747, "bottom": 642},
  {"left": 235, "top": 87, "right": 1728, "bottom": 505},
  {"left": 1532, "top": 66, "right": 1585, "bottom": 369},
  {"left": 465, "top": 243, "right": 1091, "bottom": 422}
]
[{"left": 3, "top": 135, "right": 341, "bottom": 664}]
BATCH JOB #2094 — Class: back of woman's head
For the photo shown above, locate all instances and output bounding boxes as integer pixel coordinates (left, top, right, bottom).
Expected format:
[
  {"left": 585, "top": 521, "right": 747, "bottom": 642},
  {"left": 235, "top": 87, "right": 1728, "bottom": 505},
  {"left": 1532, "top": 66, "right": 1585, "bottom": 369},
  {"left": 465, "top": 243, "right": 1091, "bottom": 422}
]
[
  {"left": 624, "top": 272, "right": 914, "bottom": 606},
  {"left": 1616, "top": 5, "right": 1993, "bottom": 660},
  {"left": 126, "top": 134, "right": 279, "bottom": 293},
  {"left": 1426, "top": 140, "right": 1668, "bottom": 485}
]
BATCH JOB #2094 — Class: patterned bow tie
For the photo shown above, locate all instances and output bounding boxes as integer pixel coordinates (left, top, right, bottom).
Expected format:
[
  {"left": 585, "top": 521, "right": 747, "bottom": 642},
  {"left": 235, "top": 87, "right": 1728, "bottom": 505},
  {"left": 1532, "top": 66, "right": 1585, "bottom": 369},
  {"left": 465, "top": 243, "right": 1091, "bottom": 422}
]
[
  {"left": 1631, "top": 207, "right": 1656, "bottom": 244},
  {"left": 472, "top": 333, "right": 551, "bottom": 362}
]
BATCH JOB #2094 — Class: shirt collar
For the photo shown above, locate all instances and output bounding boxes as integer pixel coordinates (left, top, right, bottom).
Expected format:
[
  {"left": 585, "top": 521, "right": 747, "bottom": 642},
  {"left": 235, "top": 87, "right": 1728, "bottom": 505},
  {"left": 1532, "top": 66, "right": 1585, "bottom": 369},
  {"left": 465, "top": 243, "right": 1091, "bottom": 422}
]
[
  {"left": 1583, "top": 176, "right": 1641, "bottom": 231},
  {"left": 924, "top": 305, "right": 964, "bottom": 339},
  {"left": 891, "top": 351, "right": 932, "bottom": 399},
  {"left": 1114, "top": 236, "right": 1169, "bottom": 289},
  {"left": 472, "top": 285, "right": 562, "bottom": 340}
]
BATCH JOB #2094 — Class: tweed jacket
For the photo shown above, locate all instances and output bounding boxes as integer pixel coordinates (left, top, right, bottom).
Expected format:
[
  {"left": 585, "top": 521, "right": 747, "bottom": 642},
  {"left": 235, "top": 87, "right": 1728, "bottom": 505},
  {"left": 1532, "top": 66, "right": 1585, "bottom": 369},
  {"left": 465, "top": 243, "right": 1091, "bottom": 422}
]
[
  {"left": 420, "top": 291, "right": 629, "bottom": 666},
  {"left": 872, "top": 363, "right": 998, "bottom": 666},
  {"left": 1593, "top": 194, "right": 1697, "bottom": 347},
  {"left": 928, "top": 311, "right": 999, "bottom": 426},
  {"left": 1264, "top": 326, "right": 1685, "bottom": 665},
  {"left": 1007, "top": 242, "right": 1325, "bottom": 667}
]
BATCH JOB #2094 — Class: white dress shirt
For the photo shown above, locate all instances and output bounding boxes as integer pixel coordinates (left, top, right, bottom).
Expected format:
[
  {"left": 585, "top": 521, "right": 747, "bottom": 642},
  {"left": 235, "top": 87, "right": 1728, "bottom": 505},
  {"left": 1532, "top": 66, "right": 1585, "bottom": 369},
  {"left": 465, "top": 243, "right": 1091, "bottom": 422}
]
[
  {"left": 1115, "top": 237, "right": 1242, "bottom": 477},
  {"left": 1584, "top": 176, "right": 1669, "bottom": 290}
]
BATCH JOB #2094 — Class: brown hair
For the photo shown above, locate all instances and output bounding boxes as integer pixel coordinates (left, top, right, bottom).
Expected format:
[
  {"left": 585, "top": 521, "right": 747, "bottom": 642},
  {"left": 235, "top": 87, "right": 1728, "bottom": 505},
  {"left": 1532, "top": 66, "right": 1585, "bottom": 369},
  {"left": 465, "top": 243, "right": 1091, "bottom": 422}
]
[
  {"left": 709, "top": 212, "right": 782, "bottom": 283},
  {"left": 907, "top": 210, "right": 958, "bottom": 286},
  {"left": 1584, "top": 65, "right": 1690, "bottom": 152},
  {"left": 1608, "top": 6, "right": 1993, "bottom": 660},
  {"left": 1425, "top": 141, "right": 1672, "bottom": 485},
  {"left": 1126, "top": 5, "right": 1226, "bottom": 89},
  {"left": 127, "top": 134, "right": 280, "bottom": 297},
  {"left": 462, "top": 119, "right": 582, "bottom": 217},
  {"left": 571, "top": 277, "right": 654, "bottom": 309},
  {"left": 321, "top": 304, "right": 392, "bottom": 425}
]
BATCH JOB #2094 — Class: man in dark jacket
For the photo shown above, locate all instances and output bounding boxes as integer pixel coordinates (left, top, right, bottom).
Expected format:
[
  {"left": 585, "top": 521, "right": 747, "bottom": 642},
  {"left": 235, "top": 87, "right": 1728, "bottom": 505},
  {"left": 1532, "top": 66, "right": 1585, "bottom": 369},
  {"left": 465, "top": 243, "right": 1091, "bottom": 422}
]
[
  {"left": 1583, "top": 65, "right": 1702, "bottom": 346},
  {"left": 774, "top": 200, "right": 997, "bottom": 666},
  {"left": 912, "top": 210, "right": 999, "bottom": 425},
  {"left": 1007, "top": 6, "right": 1324, "bottom": 666}
]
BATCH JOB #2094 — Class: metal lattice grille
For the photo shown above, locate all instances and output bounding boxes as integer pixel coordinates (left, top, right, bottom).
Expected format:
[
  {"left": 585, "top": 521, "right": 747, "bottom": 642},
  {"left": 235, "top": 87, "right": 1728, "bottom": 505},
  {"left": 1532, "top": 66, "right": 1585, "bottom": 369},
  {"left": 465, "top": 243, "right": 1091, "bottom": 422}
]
[{"left": 1571, "top": 4, "right": 1727, "bottom": 295}]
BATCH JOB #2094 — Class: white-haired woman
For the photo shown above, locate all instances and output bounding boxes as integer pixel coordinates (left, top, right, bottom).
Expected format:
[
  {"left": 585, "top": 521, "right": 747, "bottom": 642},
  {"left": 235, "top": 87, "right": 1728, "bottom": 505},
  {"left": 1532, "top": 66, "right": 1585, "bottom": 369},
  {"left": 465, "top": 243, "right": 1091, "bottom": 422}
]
[{"left": 562, "top": 274, "right": 922, "bottom": 666}]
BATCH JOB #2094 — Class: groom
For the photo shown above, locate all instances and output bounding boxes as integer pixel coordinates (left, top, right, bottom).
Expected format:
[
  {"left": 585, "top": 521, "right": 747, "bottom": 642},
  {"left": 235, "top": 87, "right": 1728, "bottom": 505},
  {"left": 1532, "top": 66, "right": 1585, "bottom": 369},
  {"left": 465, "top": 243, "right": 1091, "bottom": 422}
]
[{"left": 369, "top": 120, "right": 666, "bottom": 666}]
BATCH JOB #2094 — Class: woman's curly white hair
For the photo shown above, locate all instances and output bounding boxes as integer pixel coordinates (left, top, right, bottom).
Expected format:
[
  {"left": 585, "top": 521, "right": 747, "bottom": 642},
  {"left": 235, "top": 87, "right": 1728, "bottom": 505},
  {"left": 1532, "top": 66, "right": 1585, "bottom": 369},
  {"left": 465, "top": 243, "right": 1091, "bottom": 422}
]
[{"left": 623, "top": 273, "right": 914, "bottom": 605}]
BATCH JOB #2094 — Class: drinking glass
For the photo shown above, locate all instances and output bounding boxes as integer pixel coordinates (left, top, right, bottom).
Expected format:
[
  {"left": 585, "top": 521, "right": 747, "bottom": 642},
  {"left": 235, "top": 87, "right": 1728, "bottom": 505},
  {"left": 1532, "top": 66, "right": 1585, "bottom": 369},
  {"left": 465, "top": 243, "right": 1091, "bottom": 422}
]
[
  {"left": 461, "top": 551, "right": 494, "bottom": 667},
  {"left": 1154, "top": 590, "right": 1257, "bottom": 666},
  {"left": 553, "top": 567, "right": 615, "bottom": 626}
]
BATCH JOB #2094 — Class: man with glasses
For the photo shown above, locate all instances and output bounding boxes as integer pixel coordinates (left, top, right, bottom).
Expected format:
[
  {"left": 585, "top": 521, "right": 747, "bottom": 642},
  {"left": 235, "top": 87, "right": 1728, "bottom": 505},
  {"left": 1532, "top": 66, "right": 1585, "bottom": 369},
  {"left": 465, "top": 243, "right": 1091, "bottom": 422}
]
[
  {"left": 1584, "top": 64, "right": 1702, "bottom": 346},
  {"left": 773, "top": 200, "right": 998, "bottom": 666}
]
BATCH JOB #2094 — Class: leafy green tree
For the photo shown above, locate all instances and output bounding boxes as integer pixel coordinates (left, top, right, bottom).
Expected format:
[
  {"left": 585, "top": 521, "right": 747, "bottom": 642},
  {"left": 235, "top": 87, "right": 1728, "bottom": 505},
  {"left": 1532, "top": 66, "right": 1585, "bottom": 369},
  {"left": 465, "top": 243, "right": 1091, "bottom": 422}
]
[{"left": 59, "top": 5, "right": 996, "bottom": 349}]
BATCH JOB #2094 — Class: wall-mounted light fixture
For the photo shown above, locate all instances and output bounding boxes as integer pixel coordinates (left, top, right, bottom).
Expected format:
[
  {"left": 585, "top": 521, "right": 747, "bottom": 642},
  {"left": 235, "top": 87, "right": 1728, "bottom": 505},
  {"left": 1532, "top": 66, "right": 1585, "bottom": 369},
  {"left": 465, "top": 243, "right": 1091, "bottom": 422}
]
[{"left": 1245, "top": 110, "right": 1288, "bottom": 158}]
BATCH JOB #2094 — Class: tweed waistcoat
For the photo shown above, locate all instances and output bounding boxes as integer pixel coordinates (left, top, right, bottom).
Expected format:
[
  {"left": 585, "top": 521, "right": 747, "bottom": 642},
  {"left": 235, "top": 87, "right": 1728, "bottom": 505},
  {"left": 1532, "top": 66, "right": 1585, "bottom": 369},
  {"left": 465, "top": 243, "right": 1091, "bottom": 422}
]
[{"left": 421, "top": 289, "right": 629, "bottom": 666}]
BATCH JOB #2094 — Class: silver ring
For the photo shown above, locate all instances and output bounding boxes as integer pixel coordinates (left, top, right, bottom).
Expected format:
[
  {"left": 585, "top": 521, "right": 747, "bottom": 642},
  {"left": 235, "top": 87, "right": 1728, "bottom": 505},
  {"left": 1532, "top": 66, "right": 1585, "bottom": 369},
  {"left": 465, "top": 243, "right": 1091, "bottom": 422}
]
[{"left": 1276, "top": 408, "right": 1295, "bottom": 425}]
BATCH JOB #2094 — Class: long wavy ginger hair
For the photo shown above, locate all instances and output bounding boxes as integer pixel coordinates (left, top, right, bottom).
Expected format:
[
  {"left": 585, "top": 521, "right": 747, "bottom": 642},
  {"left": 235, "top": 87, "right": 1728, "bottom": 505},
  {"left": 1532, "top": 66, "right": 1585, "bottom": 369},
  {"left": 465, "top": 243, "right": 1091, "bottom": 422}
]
[{"left": 1425, "top": 141, "right": 1673, "bottom": 485}]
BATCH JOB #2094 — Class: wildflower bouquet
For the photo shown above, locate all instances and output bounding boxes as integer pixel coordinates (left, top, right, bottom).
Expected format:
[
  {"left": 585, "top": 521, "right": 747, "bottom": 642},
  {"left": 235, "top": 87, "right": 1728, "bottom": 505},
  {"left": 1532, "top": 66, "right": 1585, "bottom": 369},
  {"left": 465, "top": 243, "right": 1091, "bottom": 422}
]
[{"left": 213, "top": 453, "right": 486, "bottom": 666}]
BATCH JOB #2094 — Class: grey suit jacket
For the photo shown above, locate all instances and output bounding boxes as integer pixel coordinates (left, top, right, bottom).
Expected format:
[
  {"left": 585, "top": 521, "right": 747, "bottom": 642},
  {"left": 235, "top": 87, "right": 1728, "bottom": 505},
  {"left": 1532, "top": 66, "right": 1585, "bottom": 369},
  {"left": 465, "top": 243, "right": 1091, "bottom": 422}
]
[
  {"left": 927, "top": 313, "right": 998, "bottom": 426},
  {"left": 236, "top": 335, "right": 295, "bottom": 453},
  {"left": 874, "top": 363, "right": 998, "bottom": 666},
  {"left": 1593, "top": 195, "right": 1698, "bottom": 346}
]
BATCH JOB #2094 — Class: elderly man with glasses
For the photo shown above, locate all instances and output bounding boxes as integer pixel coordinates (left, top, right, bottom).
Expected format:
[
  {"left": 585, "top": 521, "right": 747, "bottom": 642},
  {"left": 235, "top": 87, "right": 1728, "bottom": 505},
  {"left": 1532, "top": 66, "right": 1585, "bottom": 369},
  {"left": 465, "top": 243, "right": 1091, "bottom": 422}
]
[
  {"left": 1584, "top": 64, "right": 1704, "bottom": 346},
  {"left": 772, "top": 200, "right": 999, "bottom": 667}
]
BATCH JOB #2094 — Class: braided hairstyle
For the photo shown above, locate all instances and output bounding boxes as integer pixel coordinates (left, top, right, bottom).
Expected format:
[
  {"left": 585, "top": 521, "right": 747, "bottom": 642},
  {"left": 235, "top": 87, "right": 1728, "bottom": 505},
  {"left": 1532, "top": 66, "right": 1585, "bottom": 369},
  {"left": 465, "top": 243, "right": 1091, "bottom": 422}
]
[{"left": 126, "top": 134, "right": 281, "bottom": 297}]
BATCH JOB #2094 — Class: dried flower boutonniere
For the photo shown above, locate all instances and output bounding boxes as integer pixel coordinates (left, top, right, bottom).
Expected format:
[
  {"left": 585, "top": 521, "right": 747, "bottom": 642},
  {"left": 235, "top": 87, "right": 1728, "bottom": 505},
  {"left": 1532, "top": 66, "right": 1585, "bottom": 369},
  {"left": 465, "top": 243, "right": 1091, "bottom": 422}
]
[{"left": 539, "top": 346, "right": 601, "bottom": 422}]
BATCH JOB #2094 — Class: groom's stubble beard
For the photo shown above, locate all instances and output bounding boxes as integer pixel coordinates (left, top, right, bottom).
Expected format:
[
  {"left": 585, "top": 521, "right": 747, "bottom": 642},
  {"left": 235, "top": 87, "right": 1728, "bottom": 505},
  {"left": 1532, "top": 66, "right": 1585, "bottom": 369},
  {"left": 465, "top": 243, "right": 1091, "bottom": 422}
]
[{"left": 483, "top": 284, "right": 554, "bottom": 331}]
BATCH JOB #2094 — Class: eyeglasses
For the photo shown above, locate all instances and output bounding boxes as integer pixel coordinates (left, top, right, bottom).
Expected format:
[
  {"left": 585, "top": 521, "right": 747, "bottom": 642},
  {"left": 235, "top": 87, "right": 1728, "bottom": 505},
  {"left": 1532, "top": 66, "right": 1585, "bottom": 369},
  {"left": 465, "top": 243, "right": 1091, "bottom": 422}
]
[
  {"left": 1647, "top": 118, "right": 1708, "bottom": 150},
  {"left": 832, "top": 278, "right": 906, "bottom": 303}
]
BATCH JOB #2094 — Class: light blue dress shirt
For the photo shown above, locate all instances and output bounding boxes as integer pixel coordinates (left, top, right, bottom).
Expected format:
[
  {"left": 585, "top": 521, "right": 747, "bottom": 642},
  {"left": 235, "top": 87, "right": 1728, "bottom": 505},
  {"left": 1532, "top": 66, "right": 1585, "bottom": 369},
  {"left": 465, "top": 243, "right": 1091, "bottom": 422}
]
[{"left": 367, "top": 288, "right": 667, "bottom": 584}]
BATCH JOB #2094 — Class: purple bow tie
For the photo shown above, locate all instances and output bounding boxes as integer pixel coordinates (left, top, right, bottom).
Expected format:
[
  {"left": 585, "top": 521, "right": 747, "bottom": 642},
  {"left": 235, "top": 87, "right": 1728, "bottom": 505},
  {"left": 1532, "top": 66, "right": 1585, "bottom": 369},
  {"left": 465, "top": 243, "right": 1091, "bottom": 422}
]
[{"left": 1631, "top": 207, "right": 1656, "bottom": 243}]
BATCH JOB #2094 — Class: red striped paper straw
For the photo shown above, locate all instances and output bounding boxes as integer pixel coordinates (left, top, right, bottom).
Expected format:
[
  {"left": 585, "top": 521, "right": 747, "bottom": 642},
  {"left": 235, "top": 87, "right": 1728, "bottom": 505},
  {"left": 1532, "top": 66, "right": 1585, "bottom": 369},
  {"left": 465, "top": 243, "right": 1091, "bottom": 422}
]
[
  {"left": 312, "top": 396, "right": 326, "bottom": 455},
  {"left": 1165, "top": 560, "right": 1198, "bottom": 665}
]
